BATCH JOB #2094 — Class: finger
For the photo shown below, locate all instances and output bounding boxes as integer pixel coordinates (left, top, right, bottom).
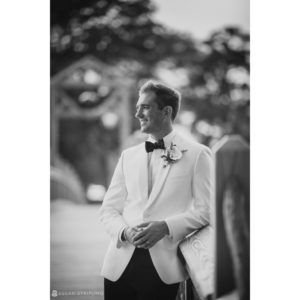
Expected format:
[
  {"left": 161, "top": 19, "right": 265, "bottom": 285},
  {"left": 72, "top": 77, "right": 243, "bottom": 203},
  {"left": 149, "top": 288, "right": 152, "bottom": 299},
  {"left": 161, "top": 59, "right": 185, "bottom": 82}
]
[
  {"left": 135, "top": 234, "right": 155, "bottom": 246},
  {"left": 141, "top": 239, "right": 156, "bottom": 249},
  {"left": 129, "top": 229, "right": 140, "bottom": 237},
  {"left": 133, "top": 235, "right": 149, "bottom": 246},
  {"left": 142, "top": 240, "right": 153, "bottom": 249},
  {"left": 133, "top": 230, "right": 148, "bottom": 242},
  {"left": 137, "top": 240, "right": 150, "bottom": 248},
  {"left": 135, "top": 222, "right": 151, "bottom": 229}
]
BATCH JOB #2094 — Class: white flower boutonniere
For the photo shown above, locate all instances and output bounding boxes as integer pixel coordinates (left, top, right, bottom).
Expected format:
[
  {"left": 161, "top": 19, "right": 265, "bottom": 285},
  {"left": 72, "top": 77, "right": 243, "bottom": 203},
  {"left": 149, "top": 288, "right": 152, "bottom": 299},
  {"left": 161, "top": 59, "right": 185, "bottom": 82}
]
[{"left": 161, "top": 142, "right": 188, "bottom": 168}]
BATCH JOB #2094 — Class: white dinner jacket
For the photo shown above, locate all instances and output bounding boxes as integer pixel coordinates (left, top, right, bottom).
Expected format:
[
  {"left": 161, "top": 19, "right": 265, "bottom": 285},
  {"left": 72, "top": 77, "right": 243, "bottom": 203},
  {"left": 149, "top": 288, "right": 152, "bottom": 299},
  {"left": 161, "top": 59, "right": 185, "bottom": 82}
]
[{"left": 99, "top": 131, "right": 212, "bottom": 284}]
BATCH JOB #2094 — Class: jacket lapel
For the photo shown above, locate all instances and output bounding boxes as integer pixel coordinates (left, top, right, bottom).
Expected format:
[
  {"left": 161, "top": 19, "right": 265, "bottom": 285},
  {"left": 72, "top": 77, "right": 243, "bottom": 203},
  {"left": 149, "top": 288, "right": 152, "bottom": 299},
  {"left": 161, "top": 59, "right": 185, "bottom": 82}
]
[{"left": 145, "top": 134, "right": 180, "bottom": 210}]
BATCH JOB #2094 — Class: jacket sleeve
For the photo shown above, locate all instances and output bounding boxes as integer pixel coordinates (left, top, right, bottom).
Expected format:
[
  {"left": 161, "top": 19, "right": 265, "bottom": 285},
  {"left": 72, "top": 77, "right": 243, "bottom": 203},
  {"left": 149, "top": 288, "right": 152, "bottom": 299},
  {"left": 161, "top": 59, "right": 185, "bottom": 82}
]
[
  {"left": 165, "top": 146, "right": 213, "bottom": 243},
  {"left": 99, "top": 151, "right": 128, "bottom": 245}
]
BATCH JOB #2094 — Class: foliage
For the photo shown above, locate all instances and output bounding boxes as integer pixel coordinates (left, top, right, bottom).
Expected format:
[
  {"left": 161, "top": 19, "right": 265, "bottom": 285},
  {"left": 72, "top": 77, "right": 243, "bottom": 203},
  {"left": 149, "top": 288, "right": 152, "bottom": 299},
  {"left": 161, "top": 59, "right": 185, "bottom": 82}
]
[
  {"left": 180, "top": 27, "right": 250, "bottom": 142},
  {"left": 51, "top": 0, "right": 199, "bottom": 76}
]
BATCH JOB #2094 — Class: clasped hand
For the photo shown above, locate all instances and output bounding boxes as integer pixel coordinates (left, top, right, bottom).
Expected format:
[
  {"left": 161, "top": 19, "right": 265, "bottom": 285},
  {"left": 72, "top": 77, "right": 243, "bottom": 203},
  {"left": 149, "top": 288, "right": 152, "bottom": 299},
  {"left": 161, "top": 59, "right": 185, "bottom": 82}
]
[{"left": 124, "top": 221, "right": 169, "bottom": 249}]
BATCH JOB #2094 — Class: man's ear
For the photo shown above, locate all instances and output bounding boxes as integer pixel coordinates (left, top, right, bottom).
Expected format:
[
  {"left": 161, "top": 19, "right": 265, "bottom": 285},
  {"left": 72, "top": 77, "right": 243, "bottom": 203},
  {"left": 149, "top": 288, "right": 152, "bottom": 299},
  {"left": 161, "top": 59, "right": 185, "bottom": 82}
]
[{"left": 163, "top": 106, "right": 173, "bottom": 119}]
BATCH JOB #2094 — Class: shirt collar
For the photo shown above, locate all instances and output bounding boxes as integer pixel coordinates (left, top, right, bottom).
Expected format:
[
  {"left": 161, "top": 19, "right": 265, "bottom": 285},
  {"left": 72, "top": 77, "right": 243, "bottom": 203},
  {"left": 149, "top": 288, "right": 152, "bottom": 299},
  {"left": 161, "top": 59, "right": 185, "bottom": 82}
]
[{"left": 147, "top": 129, "right": 176, "bottom": 148}]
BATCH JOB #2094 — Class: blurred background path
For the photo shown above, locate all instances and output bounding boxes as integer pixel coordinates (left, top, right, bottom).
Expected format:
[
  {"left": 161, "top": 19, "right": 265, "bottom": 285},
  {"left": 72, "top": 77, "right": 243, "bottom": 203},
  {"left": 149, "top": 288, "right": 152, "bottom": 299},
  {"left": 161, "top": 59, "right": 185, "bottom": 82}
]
[{"left": 51, "top": 200, "right": 109, "bottom": 300}]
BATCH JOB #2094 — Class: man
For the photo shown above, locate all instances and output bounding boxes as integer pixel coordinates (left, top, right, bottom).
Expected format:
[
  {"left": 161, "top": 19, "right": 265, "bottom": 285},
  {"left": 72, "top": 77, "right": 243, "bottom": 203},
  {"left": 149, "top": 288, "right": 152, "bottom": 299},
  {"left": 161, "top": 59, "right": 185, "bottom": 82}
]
[{"left": 99, "top": 80, "right": 212, "bottom": 300}]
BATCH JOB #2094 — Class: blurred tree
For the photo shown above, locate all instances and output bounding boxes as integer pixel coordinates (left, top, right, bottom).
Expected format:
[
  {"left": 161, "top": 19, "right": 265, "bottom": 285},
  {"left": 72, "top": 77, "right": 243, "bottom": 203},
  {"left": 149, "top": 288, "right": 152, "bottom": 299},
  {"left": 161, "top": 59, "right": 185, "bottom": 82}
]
[
  {"left": 51, "top": 0, "right": 199, "bottom": 76},
  {"left": 176, "top": 27, "right": 250, "bottom": 143}
]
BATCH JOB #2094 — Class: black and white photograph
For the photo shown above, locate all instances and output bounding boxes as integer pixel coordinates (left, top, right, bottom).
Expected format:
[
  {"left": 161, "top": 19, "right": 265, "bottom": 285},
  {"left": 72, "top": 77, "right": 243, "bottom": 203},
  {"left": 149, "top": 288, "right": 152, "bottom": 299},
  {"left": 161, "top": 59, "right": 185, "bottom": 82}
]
[
  {"left": 4, "top": 1, "right": 300, "bottom": 300},
  {"left": 3, "top": 1, "right": 300, "bottom": 300},
  {"left": 50, "top": 1, "right": 249, "bottom": 300}
]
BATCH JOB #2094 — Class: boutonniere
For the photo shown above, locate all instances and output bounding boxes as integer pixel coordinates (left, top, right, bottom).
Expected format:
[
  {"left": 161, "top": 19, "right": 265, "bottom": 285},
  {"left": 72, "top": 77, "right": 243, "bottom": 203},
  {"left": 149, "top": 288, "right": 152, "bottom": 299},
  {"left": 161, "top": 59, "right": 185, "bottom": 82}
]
[{"left": 161, "top": 142, "right": 188, "bottom": 168}]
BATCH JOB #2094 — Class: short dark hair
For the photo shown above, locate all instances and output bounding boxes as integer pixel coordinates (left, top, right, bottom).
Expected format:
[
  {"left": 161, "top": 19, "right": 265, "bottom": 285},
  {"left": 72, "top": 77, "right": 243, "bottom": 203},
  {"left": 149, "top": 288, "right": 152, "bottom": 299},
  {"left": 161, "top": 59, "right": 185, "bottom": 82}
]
[{"left": 139, "top": 80, "right": 181, "bottom": 121}]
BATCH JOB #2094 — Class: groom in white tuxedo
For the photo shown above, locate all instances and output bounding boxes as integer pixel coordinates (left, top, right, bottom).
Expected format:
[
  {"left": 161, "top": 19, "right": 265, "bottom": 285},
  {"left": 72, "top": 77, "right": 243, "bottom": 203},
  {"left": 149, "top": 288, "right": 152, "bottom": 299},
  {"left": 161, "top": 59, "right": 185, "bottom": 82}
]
[{"left": 99, "top": 80, "right": 212, "bottom": 300}]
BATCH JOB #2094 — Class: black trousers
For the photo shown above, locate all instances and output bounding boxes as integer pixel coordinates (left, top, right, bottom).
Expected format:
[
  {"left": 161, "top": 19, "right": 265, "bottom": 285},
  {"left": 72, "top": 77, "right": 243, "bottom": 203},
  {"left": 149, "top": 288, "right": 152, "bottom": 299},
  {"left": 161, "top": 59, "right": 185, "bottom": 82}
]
[{"left": 104, "top": 248, "right": 179, "bottom": 300}]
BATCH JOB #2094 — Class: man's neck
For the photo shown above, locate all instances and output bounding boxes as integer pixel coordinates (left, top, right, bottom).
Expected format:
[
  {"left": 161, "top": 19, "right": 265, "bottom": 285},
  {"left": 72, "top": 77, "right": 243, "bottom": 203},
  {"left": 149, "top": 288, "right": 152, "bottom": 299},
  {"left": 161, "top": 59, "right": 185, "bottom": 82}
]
[{"left": 149, "top": 126, "right": 173, "bottom": 141}]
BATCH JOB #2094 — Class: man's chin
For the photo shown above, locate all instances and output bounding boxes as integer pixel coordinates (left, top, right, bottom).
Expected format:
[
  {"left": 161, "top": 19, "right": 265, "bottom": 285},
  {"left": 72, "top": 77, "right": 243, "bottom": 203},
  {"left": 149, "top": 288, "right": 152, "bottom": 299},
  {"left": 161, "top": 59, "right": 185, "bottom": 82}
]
[{"left": 140, "top": 126, "right": 149, "bottom": 133}]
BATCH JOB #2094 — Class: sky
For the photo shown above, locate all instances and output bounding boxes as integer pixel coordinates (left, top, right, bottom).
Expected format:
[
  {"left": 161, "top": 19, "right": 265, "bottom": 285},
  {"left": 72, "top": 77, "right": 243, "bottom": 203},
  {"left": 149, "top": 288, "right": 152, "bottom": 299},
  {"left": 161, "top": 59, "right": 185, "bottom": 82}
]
[{"left": 152, "top": 0, "right": 250, "bottom": 40}]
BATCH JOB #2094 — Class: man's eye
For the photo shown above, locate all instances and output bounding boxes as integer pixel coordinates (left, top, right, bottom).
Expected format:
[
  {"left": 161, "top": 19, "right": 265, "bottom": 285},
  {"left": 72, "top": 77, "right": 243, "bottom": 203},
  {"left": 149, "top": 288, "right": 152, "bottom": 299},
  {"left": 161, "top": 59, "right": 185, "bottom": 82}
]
[{"left": 136, "top": 106, "right": 150, "bottom": 112}]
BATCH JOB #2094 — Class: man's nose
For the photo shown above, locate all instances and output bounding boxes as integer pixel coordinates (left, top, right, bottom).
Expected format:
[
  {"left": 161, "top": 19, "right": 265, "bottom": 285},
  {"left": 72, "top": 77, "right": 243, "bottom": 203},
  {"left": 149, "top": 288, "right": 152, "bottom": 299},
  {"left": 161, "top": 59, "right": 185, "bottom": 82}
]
[{"left": 135, "top": 108, "right": 142, "bottom": 119}]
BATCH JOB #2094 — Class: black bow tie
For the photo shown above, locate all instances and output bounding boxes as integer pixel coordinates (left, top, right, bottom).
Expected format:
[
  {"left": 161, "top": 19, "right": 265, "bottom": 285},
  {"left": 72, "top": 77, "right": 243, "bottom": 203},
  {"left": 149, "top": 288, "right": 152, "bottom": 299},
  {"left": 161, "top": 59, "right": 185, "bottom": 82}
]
[{"left": 145, "top": 140, "right": 165, "bottom": 153}]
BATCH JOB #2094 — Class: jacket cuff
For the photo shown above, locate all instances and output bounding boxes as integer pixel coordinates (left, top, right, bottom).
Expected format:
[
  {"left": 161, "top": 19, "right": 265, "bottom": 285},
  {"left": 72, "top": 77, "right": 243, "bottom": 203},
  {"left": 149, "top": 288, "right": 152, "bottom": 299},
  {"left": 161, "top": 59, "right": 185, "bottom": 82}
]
[
  {"left": 164, "top": 216, "right": 188, "bottom": 243},
  {"left": 116, "top": 226, "right": 128, "bottom": 248},
  {"left": 164, "top": 220, "right": 172, "bottom": 238}
]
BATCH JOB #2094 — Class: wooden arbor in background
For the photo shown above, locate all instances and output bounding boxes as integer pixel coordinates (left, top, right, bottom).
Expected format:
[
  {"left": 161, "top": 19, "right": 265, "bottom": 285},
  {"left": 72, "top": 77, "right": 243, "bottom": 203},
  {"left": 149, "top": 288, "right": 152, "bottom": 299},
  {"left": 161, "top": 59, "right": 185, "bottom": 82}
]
[
  {"left": 50, "top": 56, "right": 135, "bottom": 202},
  {"left": 179, "top": 135, "right": 250, "bottom": 300},
  {"left": 51, "top": 55, "right": 133, "bottom": 165}
]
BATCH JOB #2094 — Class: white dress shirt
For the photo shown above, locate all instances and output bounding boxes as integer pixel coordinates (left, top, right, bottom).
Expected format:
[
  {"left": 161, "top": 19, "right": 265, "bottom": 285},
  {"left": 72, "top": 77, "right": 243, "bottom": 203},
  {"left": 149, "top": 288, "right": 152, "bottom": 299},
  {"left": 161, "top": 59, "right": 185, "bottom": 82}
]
[{"left": 147, "top": 130, "right": 176, "bottom": 196}]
